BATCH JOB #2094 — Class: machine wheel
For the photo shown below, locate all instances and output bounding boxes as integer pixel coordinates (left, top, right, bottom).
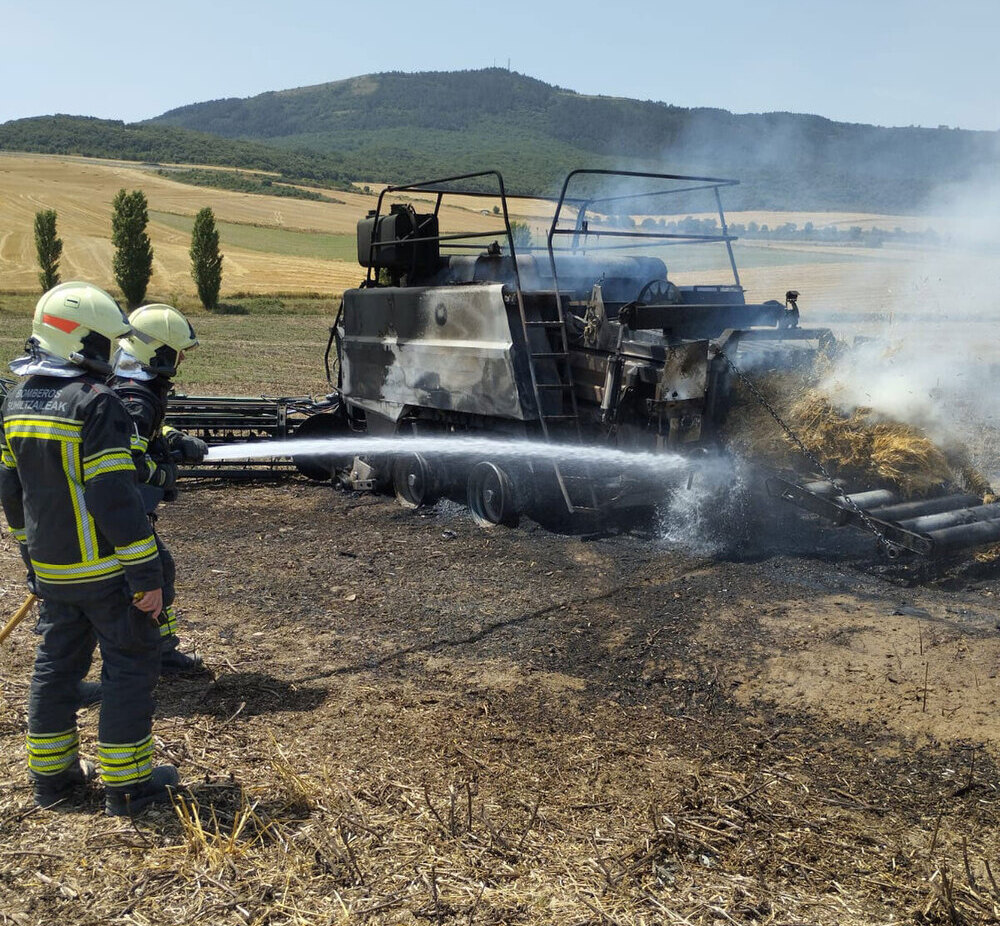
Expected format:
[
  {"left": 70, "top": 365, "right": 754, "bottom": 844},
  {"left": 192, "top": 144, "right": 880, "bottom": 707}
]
[
  {"left": 467, "top": 461, "right": 520, "bottom": 528},
  {"left": 636, "top": 277, "right": 681, "bottom": 305},
  {"left": 293, "top": 412, "right": 348, "bottom": 481},
  {"left": 392, "top": 453, "right": 441, "bottom": 509}
]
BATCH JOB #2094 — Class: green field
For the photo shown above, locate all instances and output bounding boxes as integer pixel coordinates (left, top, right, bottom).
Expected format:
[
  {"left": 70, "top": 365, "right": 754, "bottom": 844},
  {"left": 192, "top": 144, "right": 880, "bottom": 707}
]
[
  {"left": 644, "top": 241, "right": 892, "bottom": 274},
  {"left": 169, "top": 313, "right": 334, "bottom": 395},
  {"left": 0, "top": 293, "right": 336, "bottom": 395},
  {"left": 150, "top": 211, "right": 357, "bottom": 262}
]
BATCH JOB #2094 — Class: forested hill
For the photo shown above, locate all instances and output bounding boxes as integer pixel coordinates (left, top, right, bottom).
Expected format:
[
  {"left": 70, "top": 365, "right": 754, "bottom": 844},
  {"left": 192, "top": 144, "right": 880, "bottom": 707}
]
[
  {"left": 148, "top": 69, "right": 999, "bottom": 212},
  {"left": 0, "top": 115, "right": 352, "bottom": 187},
  {"left": 3, "top": 71, "right": 996, "bottom": 212}
]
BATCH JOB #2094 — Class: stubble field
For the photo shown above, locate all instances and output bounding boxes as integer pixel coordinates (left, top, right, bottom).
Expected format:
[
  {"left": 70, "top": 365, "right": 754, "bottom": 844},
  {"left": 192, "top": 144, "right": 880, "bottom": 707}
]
[{"left": 3, "top": 480, "right": 1000, "bottom": 925}]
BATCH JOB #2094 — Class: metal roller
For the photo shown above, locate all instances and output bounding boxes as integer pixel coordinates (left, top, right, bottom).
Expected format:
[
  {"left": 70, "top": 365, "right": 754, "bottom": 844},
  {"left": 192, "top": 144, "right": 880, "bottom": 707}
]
[
  {"left": 926, "top": 518, "right": 1000, "bottom": 553},
  {"left": 899, "top": 502, "right": 1000, "bottom": 534},
  {"left": 800, "top": 482, "right": 899, "bottom": 509},
  {"left": 842, "top": 489, "right": 897, "bottom": 509},
  {"left": 868, "top": 493, "right": 980, "bottom": 522},
  {"left": 802, "top": 480, "right": 841, "bottom": 496}
]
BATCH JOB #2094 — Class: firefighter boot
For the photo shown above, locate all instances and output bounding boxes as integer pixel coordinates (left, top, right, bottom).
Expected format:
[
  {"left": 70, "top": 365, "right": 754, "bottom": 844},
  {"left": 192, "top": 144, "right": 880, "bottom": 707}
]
[
  {"left": 160, "top": 646, "right": 204, "bottom": 674},
  {"left": 77, "top": 680, "right": 102, "bottom": 707},
  {"left": 33, "top": 759, "right": 97, "bottom": 810},
  {"left": 105, "top": 764, "right": 179, "bottom": 816}
]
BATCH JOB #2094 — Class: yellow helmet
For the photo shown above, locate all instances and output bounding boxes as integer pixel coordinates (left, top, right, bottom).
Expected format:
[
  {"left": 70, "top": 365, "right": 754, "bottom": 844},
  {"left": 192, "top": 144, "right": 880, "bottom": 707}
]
[
  {"left": 120, "top": 304, "right": 198, "bottom": 376},
  {"left": 30, "top": 282, "right": 131, "bottom": 373}
]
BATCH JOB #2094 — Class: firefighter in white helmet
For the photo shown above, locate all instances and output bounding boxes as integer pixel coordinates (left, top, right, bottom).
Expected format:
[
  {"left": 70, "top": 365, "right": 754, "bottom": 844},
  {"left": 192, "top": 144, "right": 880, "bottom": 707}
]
[
  {"left": 111, "top": 303, "right": 207, "bottom": 673},
  {"left": 0, "top": 282, "right": 178, "bottom": 814}
]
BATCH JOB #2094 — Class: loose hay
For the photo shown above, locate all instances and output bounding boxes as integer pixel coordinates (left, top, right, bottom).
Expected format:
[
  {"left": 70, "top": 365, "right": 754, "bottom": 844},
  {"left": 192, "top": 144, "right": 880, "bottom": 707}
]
[
  {"left": 791, "top": 393, "right": 955, "bottom": 497},
  {"left": 726, "top": 358, "right": 993, "bottom": 500}
]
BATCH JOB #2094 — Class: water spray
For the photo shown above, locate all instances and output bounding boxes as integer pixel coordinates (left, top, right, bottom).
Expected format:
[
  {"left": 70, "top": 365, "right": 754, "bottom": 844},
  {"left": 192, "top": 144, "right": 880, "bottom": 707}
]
[{"left": 205, "top": 434, "right": 700, "bottom": 477}]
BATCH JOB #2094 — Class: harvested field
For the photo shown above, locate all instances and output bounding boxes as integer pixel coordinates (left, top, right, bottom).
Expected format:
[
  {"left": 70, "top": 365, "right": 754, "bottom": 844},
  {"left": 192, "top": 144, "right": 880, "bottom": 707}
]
[
  {"left": 0, "top": 154, "right": 506, "bottom": 297},
  {"left": 5, "top": 152, "right": 995, "bottom": 318},
  {"left": 2, "top": 482, "right": 1000, "bottom": 924}
]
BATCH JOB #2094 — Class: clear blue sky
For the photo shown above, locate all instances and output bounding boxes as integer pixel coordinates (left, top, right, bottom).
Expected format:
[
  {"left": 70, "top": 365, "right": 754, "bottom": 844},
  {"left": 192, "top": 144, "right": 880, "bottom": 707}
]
[{"left": 1, "top": 0, "right": 998, "bottom": 130}]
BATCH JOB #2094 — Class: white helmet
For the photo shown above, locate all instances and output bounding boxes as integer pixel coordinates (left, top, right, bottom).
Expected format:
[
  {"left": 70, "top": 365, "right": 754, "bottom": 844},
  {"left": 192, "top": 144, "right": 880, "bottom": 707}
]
[
  {"left": 119, "top": 304, "right": 198, "bottom": 377},
  {"left": 30, "top": 282, "right": 131, "bottom": 374}
]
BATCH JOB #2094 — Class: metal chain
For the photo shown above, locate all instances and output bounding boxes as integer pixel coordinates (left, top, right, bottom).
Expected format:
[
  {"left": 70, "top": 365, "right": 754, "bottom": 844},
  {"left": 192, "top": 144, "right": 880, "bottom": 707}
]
[{"left": 717, "top": 349, "right": 892, "bottom": 550}]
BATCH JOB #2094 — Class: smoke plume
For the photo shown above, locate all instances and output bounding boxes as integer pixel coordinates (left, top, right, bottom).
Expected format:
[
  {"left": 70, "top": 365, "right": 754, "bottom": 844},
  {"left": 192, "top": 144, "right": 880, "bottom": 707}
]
[{"left": 816, "top": 164, "right": 1000, "bottom": 477}]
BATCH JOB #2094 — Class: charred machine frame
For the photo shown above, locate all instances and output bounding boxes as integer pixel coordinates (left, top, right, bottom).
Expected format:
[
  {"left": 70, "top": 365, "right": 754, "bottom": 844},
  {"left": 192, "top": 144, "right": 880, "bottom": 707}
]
[{"left": 325, "top": 168, "right": 827, "bottom": 525}]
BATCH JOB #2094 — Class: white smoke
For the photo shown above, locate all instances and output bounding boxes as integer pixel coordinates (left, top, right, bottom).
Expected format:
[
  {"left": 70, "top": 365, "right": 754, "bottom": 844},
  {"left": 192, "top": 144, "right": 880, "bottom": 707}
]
[{"left": 815, "top": 163, "right": 1000, "bottom": 474}]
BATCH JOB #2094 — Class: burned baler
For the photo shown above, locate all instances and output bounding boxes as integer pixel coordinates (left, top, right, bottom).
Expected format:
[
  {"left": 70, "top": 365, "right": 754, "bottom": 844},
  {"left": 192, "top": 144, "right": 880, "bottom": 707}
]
[{"left": 331, "top": 170, "right": 832, "bottom": 524}]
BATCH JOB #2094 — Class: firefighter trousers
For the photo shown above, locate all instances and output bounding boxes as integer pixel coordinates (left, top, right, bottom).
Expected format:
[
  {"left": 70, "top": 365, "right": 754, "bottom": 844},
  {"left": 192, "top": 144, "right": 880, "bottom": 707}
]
[{"left": 26, "top": 581, "right": 161, "bottom": 789}]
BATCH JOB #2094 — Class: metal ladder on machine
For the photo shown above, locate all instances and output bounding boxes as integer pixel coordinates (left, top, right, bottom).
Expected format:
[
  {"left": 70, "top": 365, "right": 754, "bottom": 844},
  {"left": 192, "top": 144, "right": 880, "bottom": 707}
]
[{"left": 516, "top": 290, "right": 600, "bottom": 517}]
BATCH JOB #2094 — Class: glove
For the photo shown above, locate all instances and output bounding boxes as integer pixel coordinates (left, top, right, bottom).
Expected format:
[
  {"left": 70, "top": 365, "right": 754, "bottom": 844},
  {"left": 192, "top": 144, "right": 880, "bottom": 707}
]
[
  {"left": 137, "top": 455, "right": 177, "bottom": 492},
  {"left": 149, "top": 461, "right": 178, "bottom": 494},
  {"left": 177, "top": 435, "right": 208, "bottom": 464},
  {"left": 26, "top": 570, "right": 38, "bottom": 596}
]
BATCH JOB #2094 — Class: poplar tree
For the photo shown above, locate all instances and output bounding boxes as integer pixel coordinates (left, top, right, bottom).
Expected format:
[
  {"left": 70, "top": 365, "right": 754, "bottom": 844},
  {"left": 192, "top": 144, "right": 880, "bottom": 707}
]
[
  {"left": 34, "top": 209, "right": 62, "bottom": 292},
  {"left": 111, "top": 189, "right": 154, "bottom": 307},
  {"left": 189, "top": 207, "right": 223, "bottom": 310}
]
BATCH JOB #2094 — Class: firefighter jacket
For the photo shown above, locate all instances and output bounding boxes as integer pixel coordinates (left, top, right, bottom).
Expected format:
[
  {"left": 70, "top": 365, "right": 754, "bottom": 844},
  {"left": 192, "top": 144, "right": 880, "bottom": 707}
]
[
  {"left": 112, "top": 374, "right": 172, "bottom": 479},
  {"left": 0, "top": 374, "right": 164, "bottom": 600}
]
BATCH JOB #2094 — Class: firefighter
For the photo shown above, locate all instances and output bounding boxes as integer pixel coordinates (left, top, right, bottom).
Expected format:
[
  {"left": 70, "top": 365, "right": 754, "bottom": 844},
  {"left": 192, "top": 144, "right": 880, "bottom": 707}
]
[
  {"left": 111, "top": 303, "right": 207, "bottom": 674},
  {"left": 0, "top": 282, "right": 178, "bottom": 814}
]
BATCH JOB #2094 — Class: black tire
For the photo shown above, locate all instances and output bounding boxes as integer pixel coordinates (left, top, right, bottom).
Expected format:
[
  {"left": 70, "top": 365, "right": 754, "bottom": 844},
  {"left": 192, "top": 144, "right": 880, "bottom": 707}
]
[
  {"left": 392, "top": 453, "right": 441, "bottom": 509},
  {"left": 292, "top": 412, "right": 348, "bottom": 481},
  {"left": 467, "top": 461, "right": 520, "bottom": 528}
]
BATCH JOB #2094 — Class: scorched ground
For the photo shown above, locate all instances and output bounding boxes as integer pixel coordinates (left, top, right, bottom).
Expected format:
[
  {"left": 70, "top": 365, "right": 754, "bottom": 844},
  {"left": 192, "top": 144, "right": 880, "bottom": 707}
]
[{"left": 2, "top": 481, "right": 1000, "bottom": 925}]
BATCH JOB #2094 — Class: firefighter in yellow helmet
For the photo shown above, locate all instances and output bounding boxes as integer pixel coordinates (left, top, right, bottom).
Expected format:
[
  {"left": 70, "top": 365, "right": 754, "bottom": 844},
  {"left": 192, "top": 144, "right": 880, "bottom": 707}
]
[
  {"left": 111, "top": 304, "right": 207, "bottom": 673},
  {"left": 0, "top": 282, "right": 178, "bottom": 813}
]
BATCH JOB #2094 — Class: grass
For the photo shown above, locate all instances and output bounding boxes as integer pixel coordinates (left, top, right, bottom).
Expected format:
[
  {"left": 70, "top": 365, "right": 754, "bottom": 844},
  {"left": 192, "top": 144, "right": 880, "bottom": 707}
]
[
  {"left": 0, "top": 293, "right": 336, "bottom": 395},
  {"left": 157, "top": 167, "right": 346, "bottom": 203},
  {"left": 0, "top": 291, "right": 39, "bottom": 316},
  {"left": 174, "top": 313, "right": 334, "bottom": 394},
  {"left": 151, "top": 211, "right": 357, "bottom": 261},
  {"left": 617, "top": 240, "right": 890, "bottom": 276}
]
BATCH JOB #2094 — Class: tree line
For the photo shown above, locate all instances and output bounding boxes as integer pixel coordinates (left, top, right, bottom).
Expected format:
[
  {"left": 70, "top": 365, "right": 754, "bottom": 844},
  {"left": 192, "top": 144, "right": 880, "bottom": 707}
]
[
  {"left": 34, "top": 191, "right": 223, "bottom": 310},
  {"left": 627, "top": 214, "right": 946, "bottom": 248}
]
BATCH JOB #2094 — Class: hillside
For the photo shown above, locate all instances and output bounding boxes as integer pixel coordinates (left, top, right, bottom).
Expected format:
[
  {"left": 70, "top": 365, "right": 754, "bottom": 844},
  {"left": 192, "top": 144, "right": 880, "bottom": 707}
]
[
  {"left": 2, "top": 73, "right": 996, "bottom": 213},
  {"left": 149, "top": 69, "right": 1000, "bottom": 212}
]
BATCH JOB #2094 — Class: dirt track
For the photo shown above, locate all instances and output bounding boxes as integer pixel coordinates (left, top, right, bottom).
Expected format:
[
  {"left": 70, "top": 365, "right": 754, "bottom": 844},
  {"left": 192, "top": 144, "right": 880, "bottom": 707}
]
[{"left": 3, "top": 479, "right": 1000, "bottom": 924}]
